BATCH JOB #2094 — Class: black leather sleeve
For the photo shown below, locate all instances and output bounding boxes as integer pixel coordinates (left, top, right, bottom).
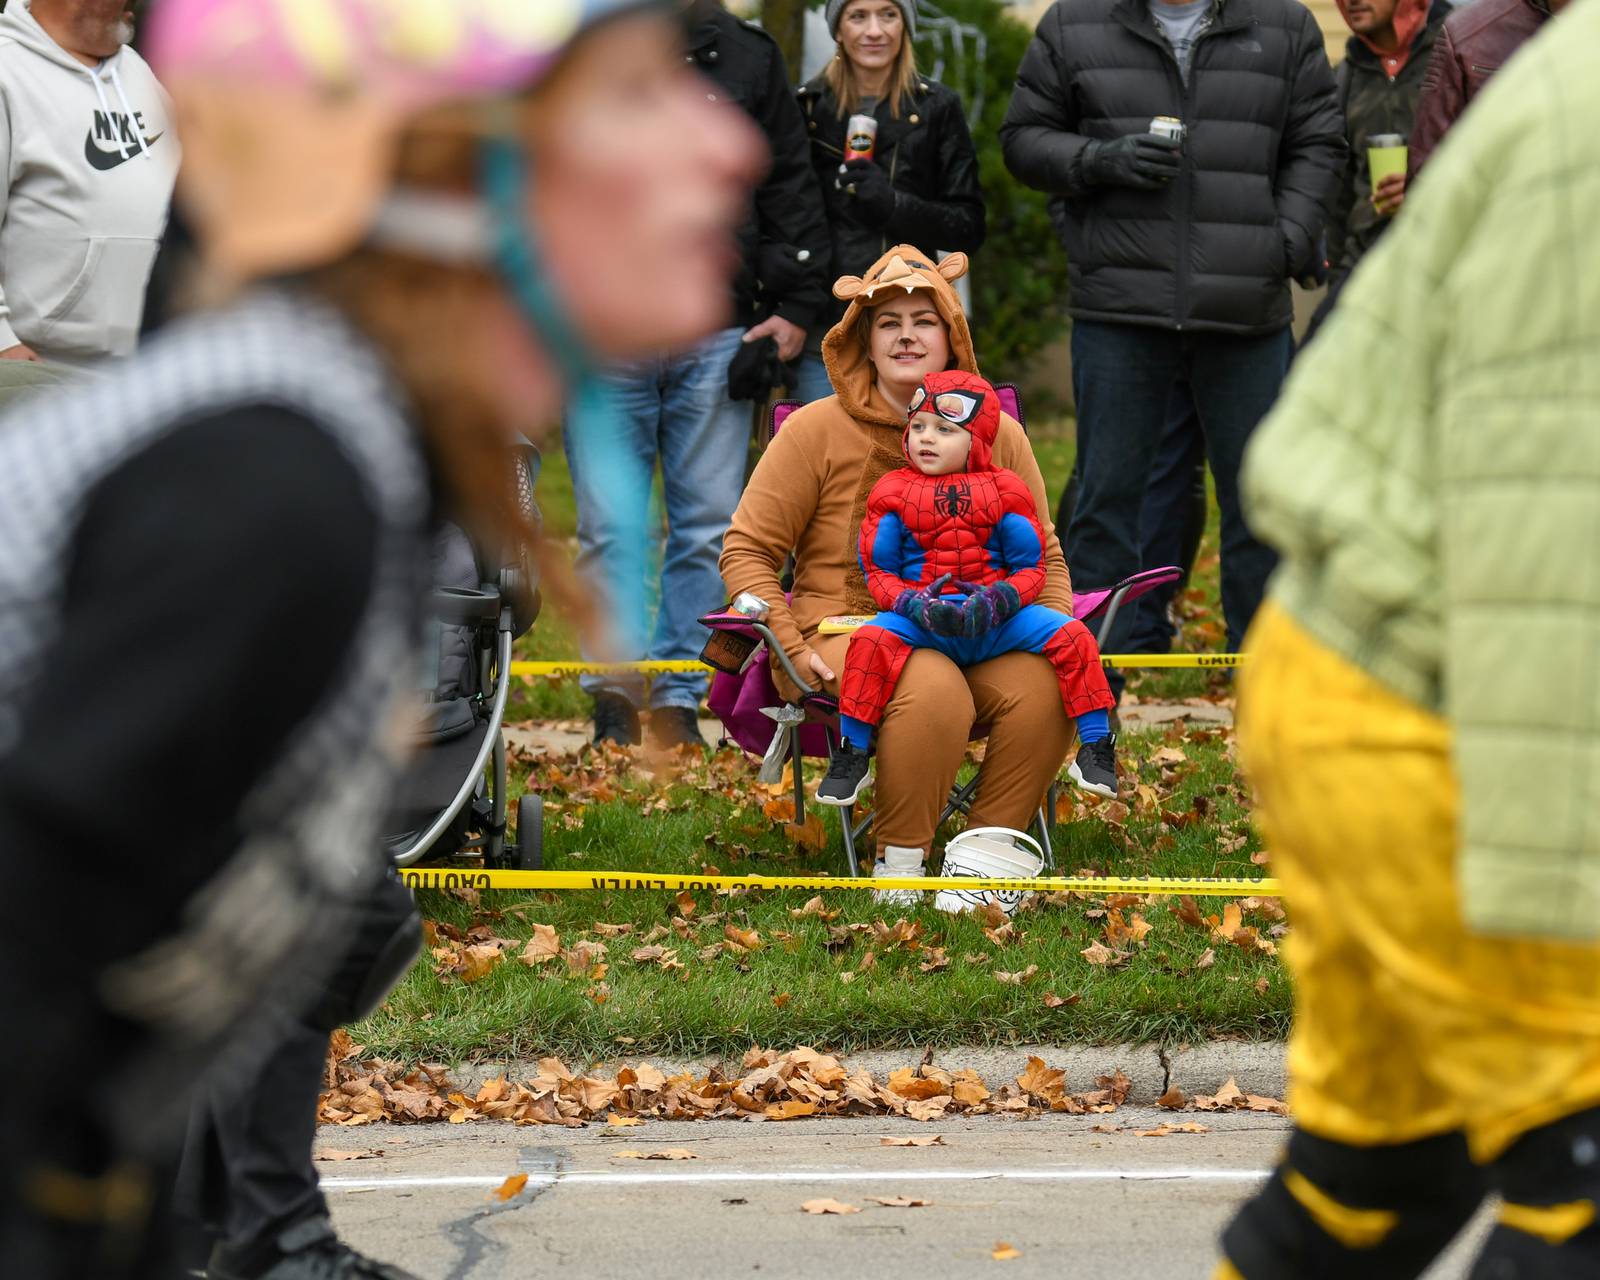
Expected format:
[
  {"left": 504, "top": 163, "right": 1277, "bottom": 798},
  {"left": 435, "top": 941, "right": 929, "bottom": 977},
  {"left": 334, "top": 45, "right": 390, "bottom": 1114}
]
[{"left": 887, "top": 89, "right": 988, "bottom": 254}]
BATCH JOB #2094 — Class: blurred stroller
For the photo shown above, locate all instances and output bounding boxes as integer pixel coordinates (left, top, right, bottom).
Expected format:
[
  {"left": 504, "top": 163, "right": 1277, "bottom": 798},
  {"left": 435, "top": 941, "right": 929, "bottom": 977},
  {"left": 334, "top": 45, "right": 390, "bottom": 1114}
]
[{"left": 385, "top": 440, "right": 546, "bottom": 870}]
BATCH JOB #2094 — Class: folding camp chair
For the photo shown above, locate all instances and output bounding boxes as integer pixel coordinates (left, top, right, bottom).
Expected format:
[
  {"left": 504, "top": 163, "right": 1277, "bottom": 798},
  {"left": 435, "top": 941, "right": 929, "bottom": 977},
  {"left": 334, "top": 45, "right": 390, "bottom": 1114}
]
[{"left": 702, "top": 385, "right": 1183, "bottom": 875}]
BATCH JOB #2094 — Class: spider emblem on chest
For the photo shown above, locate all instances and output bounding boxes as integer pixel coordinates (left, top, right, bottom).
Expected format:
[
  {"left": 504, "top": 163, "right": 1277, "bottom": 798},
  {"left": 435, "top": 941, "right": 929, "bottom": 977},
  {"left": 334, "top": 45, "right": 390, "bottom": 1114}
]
[{"left": 935, "top": 478, "right": 972, "bottom": 518}]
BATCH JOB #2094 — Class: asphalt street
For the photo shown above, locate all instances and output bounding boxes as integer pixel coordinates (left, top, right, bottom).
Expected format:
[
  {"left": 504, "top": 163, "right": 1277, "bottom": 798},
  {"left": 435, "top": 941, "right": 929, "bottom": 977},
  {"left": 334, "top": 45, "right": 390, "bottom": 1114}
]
[{"left": 320, "top": 1110, "right": 1494, "bottom": 1279}]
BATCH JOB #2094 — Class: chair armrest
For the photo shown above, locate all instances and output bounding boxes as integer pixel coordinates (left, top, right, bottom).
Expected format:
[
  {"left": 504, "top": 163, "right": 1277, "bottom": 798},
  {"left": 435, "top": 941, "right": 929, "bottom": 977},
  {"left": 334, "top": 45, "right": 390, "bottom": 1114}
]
[
  {"left": 752, "top": 621, "right": 817, "bottom": 697},
  {"left": 699, "top": 611, "right": 760, "bottom": 636}
]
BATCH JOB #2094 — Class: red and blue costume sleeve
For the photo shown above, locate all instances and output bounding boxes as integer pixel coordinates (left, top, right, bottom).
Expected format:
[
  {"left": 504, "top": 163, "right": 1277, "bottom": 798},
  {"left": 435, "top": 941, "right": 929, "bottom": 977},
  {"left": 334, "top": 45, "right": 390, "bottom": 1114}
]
[
  {"left": 858, "top": 471, "right": 932, "bottom": 609},
  {"left": 982, "top": 470, "right": 1049, "bottom": 604}
]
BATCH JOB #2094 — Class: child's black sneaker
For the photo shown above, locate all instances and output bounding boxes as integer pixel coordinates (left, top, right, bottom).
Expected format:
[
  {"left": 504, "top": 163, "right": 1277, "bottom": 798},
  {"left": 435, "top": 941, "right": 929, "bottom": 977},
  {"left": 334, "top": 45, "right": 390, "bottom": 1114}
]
[
  {"left": 817, "top": 740, "right": 871, "bottom": 806},
  {"left": 1069, "top": 735, "right": 1119, "bottom": 799}
]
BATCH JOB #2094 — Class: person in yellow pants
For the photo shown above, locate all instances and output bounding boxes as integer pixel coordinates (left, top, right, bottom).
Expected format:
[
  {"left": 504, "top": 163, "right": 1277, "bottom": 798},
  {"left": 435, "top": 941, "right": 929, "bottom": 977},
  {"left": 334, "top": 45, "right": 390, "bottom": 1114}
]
[
  {"left": 1220, "top": 606, "right": 1600, "bottom": 1278},
  {"left": 1213, "top": 2, "right": 1600, "bottom": 1276}
]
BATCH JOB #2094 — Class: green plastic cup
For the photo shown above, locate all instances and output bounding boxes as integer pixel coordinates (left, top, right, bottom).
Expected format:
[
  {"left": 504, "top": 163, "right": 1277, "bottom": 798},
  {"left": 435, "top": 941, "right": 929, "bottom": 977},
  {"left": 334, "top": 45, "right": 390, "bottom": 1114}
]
[{"left": 1367, "top": 132, "right": 1407, "bottom": 190}]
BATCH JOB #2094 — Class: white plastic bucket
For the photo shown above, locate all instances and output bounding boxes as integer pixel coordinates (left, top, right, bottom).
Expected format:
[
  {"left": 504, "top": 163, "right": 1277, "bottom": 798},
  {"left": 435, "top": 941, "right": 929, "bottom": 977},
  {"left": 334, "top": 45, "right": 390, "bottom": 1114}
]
[{"left": 934, "top": 827, "right": 1045, "bottom": 917}]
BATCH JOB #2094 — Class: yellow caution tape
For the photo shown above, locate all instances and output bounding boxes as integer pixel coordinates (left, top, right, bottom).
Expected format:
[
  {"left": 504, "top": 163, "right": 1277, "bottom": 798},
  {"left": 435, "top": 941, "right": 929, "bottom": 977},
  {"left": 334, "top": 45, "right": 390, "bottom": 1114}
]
[
  {"left": 1100, "top": 653, "right": 1245, "bottom": 669},
  {"left": 511, "top": 654, "right": 1243, "bottom": 677},
  {"left": 398, "top": 868, "right": 1279, "bottom": 897},
  {"left": 512, "top": 660, "right": 710, "bottom": 677}
]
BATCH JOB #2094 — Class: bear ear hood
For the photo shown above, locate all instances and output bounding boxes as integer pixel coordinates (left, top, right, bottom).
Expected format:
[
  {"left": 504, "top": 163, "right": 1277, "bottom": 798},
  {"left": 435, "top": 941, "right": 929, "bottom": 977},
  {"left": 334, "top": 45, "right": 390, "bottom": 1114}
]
[
  {"left": 903, "top": 369, "right": 999, "bottom": 472},
  {"left": 822, "top": 246, "right": 979, "bottom": 428}
]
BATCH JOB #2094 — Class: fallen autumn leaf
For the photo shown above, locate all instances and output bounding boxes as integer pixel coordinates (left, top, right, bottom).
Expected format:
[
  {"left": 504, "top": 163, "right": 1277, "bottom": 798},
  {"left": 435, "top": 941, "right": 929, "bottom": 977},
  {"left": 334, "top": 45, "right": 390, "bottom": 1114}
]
[
  {"left": 1080, "top": 941, "right": 1129, "bottom": 967},
  {"left": 801, "top": 1198, "right": 860, "bottom": 1215},
  {"left": 493, "top": 1173, "right": 529, "bottom": 1201}
]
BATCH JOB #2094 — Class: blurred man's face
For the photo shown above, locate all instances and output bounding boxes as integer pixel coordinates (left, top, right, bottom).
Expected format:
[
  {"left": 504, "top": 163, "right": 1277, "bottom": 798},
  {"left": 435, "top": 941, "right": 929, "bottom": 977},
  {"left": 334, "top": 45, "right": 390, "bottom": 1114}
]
[
  {"left": 1344, "top": 0, "right": 1401, "bottom": 39},
  {"left": 33, "top": 0, "right": 136, "bottom": 59},
  {"left": 526, "top": 16, "right": 765, "bottom": 360}
]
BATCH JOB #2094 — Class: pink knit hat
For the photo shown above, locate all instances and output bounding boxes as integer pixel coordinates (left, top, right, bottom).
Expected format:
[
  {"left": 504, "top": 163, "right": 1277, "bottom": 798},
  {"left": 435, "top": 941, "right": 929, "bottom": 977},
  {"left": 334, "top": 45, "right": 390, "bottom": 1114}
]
[{"left": 145, "top": 0, "right": 661, "bottom": 277}]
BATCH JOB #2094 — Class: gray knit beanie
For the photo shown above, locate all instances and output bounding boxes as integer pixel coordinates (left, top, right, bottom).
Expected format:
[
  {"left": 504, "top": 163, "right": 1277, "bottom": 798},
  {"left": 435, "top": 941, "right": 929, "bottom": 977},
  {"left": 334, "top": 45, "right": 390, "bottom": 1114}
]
[{"left": 825, "top": 0, "right": 917, "bottom": 39}]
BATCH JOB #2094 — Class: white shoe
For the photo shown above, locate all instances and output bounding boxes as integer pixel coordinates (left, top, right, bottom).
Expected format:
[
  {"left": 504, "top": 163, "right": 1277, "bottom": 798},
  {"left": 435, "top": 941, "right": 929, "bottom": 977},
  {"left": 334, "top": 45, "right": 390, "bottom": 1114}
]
[{"left": 872, "top": 847, "right": 924, "bottom": 907}]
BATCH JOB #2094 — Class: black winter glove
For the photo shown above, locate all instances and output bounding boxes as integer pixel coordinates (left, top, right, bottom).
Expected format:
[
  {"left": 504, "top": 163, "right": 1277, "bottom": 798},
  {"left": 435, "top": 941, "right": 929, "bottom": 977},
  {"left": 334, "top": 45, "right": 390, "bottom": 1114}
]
[
  {"left": 1083, "top": 134, "right": 1182, "bottom": 190},
  {"left": 727, "top": 335, "right": 783, "bottom": 402},
  {"left": 1285, "top": 225, "right": 1327, "bottom": 289},
  {"left": 837, "top": 159, "right": 898, "bottom": 227}
]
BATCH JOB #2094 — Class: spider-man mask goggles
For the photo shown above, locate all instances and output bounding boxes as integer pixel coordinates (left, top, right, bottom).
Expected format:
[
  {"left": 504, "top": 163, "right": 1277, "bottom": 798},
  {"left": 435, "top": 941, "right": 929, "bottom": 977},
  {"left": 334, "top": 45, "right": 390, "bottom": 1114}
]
[{"left": 908, "top": 385, "right": 986, "bottom": 428}]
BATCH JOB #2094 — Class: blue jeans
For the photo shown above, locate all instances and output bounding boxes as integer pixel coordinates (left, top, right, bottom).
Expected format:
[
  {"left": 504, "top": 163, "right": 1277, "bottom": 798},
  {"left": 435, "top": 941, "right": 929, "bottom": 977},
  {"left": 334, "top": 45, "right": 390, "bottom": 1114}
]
[
  {"left": 1127, "top": 383, "right": 1208, "bottom": 654},
  {"left": 793, "top": 352, "right": 834, "bottom": 405},
  {"left": 1067, "top": 320, "right": 1291, "bottom": 656},
  {"left": 1054, "top": 386, "right": 1209, "bottom": 662},
  {"left": 564, "top": 326, "right": 751, "bottom": 711}
]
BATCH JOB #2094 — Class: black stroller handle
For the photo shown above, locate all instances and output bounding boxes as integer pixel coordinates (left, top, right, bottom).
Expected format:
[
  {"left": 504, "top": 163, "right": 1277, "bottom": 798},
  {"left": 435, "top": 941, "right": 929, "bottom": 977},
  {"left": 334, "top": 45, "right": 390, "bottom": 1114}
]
[{"left": 431, "top": 586, "right": 501, "bottom": 626}]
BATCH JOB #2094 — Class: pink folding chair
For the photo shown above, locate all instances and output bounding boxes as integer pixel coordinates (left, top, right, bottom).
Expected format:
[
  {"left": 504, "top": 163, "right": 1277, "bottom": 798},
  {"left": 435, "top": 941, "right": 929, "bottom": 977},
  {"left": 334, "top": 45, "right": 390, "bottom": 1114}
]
[{"left": 703, "top": 387, "right": 1184, "bottom": 875}]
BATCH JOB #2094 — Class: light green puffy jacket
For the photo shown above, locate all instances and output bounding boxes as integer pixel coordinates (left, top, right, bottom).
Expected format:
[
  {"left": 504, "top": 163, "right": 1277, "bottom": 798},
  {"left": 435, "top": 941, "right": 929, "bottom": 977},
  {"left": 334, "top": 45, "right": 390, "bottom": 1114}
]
[{"left": 1242, "top": 0, "right": 1600, "bottom": 940}]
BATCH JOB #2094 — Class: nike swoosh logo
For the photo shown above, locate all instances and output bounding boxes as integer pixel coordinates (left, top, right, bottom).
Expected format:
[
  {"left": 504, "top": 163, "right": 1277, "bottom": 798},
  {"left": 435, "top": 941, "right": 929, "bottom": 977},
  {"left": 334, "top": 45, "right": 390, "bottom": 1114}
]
[{"left": 83, "top": 130, "right": 163, "bottom": 171}]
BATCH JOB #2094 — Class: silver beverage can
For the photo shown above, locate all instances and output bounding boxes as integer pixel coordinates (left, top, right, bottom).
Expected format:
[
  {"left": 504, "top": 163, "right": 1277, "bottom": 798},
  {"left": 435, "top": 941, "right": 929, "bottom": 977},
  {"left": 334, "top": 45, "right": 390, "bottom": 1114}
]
[
  {"left": 844, "top": 114, "right": 878, "bottom": 162},
  {"left": 1150, "top": 115, "right": 1186, "bottom": 144},
  {"left": 731, "top": 592, "right": 771, "bottom": 622}
]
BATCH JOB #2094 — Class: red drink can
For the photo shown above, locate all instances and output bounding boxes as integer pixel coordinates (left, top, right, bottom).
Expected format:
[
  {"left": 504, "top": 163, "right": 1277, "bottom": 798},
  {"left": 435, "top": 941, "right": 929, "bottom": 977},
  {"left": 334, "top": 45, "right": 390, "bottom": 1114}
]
[{"left": 844, "top": 114, "right": 878, "bottom": 162}]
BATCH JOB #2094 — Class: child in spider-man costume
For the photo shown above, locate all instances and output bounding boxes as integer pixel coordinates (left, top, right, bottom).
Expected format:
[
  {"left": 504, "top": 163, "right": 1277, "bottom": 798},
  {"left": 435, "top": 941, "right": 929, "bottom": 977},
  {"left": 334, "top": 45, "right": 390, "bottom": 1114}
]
[{"left": 817, "top": 370, "right": 1119, "bottom": 807}]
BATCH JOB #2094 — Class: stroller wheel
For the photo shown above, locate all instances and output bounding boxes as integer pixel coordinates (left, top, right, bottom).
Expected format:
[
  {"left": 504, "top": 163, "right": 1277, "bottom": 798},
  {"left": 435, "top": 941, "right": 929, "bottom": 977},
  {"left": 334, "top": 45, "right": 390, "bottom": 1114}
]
[{"left": 515, "top": 794, "right": 544, "bottom": 871}]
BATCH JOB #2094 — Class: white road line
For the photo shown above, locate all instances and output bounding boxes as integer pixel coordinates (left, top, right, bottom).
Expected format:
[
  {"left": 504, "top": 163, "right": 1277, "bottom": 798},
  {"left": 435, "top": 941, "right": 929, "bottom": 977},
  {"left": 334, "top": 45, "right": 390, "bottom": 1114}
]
[{"left": 321, "top": 1167, "right": 1271, "bottom": 1192}]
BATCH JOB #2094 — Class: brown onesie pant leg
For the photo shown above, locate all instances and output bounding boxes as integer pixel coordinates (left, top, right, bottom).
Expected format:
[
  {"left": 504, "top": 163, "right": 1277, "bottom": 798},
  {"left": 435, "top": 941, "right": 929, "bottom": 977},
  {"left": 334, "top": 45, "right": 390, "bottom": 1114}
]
[
  {"left": 859, "top": 645, "right": 974, "bottom": 856},
  {"left": 963, "top": 651, "right": 1075, "bottom": 832},
  {"left": 804, "top": 637, "right": 1066, "bottom": 857}
]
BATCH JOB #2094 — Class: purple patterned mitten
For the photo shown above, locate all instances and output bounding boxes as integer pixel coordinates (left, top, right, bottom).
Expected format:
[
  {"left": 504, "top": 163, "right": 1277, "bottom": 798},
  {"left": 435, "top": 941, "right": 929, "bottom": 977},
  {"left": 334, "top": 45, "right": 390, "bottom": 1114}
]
[
  {"left": 960, "top": 582, "right": 1023, "bottom": 637},
  {"left": 893, "top": 573, "right": 962, "bottom": 636}
]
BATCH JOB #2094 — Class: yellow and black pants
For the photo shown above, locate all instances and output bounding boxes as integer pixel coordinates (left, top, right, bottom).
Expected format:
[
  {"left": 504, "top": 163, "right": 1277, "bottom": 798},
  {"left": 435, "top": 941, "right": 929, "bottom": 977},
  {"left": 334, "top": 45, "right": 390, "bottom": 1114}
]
[{"left": 1217, "top": 605, "right": 1600, "bottom": 1279}]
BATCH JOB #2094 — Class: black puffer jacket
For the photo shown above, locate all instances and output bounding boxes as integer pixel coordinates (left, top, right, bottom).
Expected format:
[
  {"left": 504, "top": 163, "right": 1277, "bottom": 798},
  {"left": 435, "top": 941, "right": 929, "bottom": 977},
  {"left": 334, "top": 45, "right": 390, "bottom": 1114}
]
[
  {"left": 1001, "top": 0, "right": 1344, "bottom": 335},
  {"left": 687, "top": 5, "right": 831, "bottom": 332},
  {"left": 1327, "top": 1, "right": 1447, "bottom": 277},
  {"left": 797, "top": 74, "right": 986, "bottom": 330}
]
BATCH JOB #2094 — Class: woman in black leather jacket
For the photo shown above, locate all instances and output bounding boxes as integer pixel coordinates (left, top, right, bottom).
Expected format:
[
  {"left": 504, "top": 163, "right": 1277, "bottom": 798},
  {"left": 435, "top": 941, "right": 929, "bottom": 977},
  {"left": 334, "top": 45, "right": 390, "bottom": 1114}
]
[{"left": 793, "top": 0, "right": 986, "bottom": 401}]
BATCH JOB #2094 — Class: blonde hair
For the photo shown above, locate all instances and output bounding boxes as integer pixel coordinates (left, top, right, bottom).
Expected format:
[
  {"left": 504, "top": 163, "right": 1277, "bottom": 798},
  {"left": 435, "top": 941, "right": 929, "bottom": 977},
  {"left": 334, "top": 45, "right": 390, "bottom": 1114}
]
[{"left": 824, "top": 18, "right": 920, "bottom": 119}]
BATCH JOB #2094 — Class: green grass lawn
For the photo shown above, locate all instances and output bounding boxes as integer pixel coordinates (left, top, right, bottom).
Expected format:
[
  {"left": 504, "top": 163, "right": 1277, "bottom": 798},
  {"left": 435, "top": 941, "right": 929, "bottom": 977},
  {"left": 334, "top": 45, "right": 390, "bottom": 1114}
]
[
  {"left": 356, "top": 420, "right": 1273, "bottom": 1065},
  {"left": 358, "top": 724, "right": 1282, "bottom": 1064}
]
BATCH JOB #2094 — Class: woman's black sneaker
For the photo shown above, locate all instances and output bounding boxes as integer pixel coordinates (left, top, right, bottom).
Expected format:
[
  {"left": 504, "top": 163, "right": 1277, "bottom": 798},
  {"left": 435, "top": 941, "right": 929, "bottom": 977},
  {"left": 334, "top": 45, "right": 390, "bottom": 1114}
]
[
  {"left": 591, "top": 691, "right": 641, "bottom": 747},
  {"left": 649, "top": 705, "right": 704, "bottom": 750},
  {"left": 817, "top": 741, "right": 871, "bottom": 806},
  {"left": 1069, "top": 735, "right": 1119, "bottom": 799}
]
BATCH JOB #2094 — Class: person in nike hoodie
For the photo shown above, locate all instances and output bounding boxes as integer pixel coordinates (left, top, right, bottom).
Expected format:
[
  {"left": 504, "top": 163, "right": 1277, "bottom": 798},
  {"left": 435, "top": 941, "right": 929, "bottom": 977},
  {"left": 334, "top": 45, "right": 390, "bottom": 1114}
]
[{"left": 0, "top": 0, "right": 178, "bottom": 368}]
